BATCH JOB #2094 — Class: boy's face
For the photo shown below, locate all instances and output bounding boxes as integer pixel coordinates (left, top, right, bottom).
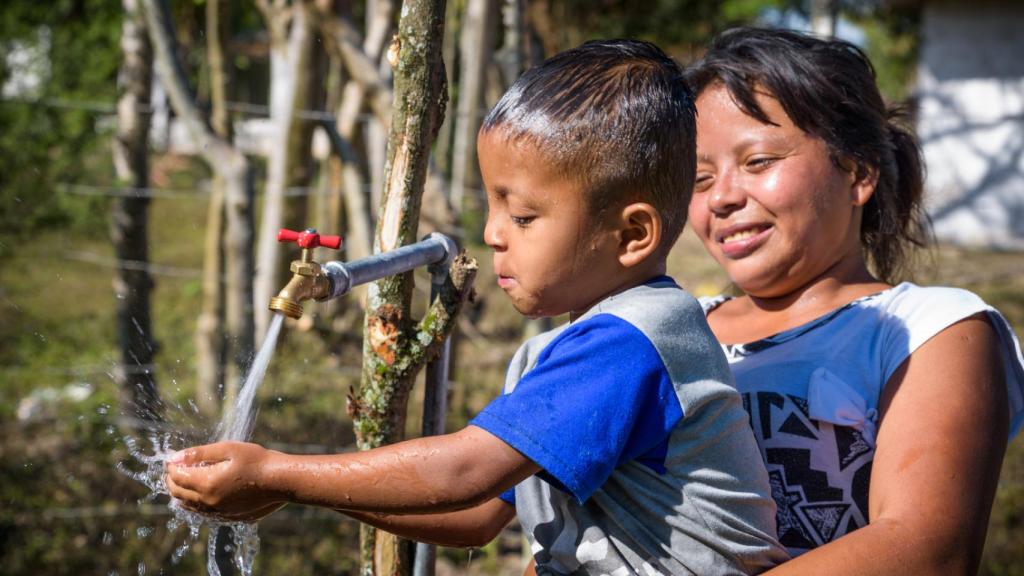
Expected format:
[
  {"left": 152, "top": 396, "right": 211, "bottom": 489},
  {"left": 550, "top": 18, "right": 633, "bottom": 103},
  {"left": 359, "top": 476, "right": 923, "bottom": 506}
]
[{"left": 478, "top": 131, "right": 624, "bottom": 319}]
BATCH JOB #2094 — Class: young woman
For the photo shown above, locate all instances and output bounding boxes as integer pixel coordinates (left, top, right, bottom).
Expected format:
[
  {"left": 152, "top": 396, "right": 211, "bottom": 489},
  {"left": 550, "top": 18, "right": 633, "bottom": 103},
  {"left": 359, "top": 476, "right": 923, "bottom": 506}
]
[{"left": 685, "top": 27, "right": 1024, "bottom": 574}]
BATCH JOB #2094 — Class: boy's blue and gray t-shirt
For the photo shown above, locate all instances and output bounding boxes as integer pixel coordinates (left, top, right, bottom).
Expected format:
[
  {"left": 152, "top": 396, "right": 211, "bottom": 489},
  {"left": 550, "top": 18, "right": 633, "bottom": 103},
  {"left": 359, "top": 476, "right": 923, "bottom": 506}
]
[{"left": 471, "top": 278, "right": 788, "bottom": 575}]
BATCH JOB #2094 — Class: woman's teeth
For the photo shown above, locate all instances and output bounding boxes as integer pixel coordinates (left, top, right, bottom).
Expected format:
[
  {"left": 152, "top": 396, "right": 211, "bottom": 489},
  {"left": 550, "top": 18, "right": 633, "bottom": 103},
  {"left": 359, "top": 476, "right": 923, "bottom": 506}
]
[{"left": 723, "top": 229, "right": 759, "bottom": 243}]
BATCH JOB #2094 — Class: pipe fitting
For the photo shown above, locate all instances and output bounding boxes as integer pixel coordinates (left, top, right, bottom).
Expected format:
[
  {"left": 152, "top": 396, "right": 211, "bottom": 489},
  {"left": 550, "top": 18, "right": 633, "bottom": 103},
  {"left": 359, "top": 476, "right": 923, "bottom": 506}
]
[{"left": 323, "top": 233, "right": 458, "bottom": 301}]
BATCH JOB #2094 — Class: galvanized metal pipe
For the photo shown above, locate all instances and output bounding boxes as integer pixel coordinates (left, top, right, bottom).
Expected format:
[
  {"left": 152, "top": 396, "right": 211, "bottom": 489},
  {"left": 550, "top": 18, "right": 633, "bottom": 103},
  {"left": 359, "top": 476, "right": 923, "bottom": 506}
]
[{"left": 321, "top": 232, "right": 458, "bottom": 300}]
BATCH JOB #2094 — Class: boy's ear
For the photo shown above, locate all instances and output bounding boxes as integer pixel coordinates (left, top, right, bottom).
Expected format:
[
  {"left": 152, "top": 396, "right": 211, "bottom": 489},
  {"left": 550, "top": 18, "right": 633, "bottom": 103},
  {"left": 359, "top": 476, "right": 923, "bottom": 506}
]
[{"left": 616, "top": 203, "right": 662, "bottom": 268}]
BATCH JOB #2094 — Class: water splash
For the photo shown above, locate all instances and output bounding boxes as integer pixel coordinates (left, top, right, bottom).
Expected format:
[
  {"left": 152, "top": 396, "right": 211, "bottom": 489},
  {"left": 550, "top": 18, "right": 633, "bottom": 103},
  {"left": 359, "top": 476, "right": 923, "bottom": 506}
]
[{"left": 119, "top": 312, "right": 286, "bottom": 575}]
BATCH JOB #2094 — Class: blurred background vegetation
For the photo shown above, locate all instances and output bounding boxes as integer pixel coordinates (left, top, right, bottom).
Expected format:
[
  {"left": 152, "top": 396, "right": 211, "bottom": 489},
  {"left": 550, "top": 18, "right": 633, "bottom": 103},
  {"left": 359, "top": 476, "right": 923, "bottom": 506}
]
[{"left": 1, "top": 0, "right": 1021, "bottom": 574}]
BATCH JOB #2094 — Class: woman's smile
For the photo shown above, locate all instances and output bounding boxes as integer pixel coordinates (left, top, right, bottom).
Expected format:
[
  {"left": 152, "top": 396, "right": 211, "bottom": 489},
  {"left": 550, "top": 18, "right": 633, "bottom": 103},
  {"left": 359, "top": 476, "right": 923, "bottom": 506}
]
[{"left": 715, "top": 222, "right": 774, "bottom": 258}]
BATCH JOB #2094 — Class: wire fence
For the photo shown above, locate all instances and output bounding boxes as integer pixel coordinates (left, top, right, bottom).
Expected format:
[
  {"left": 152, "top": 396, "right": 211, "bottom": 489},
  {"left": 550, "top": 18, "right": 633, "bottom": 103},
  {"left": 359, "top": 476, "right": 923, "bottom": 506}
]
[{"left": 0, "top": 95, "right": 491, "bottom": 123}]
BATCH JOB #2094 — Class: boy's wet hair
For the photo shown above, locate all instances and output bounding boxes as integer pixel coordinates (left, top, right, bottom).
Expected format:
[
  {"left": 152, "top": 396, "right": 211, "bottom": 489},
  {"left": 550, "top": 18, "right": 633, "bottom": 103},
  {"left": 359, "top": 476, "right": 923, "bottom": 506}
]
[
  {"left": 684, "top": 27, "right": 928, "bottom": 283},
  {"left": 482, "top": 39, "right": 696, "bottom": 252}
]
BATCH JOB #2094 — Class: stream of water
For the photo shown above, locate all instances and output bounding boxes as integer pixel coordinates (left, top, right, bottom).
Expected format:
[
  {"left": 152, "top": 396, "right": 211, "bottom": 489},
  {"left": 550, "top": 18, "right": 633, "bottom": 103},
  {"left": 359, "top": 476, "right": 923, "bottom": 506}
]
[{"left": 119, "top": 312, "right": 286, "bottom": 575}]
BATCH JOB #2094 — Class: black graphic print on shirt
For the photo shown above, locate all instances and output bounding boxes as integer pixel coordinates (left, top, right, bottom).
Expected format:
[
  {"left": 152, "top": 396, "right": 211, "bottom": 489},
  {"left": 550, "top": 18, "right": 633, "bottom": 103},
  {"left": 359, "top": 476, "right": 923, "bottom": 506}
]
[{"left": 743, "top": 391, "right": 873, "bottom": 554}]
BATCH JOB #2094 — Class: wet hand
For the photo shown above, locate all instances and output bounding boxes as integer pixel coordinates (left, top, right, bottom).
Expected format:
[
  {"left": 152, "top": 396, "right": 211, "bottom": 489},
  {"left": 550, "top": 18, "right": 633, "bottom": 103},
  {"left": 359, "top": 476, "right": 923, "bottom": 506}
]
[{"left": 164, "top": 441, "right": 287, "bottom": 520}]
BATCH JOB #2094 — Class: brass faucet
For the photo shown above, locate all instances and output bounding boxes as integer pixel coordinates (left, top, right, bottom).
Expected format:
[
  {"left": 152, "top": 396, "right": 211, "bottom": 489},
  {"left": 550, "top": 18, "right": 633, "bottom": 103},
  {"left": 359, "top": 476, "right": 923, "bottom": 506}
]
[{"left": 269, "top": 229, "right": 342, "bottom": 319}]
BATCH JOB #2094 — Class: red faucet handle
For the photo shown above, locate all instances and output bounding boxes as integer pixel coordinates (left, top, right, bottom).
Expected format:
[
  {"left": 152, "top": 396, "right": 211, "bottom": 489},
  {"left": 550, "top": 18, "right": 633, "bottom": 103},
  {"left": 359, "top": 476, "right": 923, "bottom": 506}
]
[{"left": 277, "top": 228, "right": 343, "bottom": 250}]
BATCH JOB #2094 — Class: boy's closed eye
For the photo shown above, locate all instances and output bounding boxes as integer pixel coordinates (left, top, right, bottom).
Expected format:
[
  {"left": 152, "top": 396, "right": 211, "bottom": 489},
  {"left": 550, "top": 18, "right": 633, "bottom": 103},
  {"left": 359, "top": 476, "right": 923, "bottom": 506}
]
[{"left": 511, "top": 214, "right": 535, "bottom": 227}]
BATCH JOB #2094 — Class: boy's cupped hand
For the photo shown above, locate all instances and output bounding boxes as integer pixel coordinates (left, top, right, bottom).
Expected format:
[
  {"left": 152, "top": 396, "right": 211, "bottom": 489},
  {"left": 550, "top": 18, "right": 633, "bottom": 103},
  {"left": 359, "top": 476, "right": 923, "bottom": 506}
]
[{"left": 164, "top": 441, "right": 287, "bottom": 522}]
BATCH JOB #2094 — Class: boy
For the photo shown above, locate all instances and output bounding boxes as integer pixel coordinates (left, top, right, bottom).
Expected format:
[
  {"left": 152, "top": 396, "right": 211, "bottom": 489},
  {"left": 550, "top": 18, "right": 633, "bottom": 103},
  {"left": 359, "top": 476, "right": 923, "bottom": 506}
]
[{"left": 166, "top": 40, "right": 787, "bottom": 574}]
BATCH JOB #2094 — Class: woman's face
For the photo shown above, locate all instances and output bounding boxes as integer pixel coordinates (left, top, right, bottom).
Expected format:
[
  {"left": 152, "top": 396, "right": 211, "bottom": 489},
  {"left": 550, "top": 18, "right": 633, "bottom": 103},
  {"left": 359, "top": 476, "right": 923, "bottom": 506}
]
[{"left": 688, "top": 84, "right": 875, "bottom": 299}]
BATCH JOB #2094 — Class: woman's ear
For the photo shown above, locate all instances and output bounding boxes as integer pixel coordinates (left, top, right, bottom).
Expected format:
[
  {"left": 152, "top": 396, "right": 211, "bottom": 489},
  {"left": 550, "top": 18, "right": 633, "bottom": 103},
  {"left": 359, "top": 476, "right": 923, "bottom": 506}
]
[
  {"left": 840, "top": 157, "right": 879, "bottom": 207},
  {"left": 617, "top": 203, "right": 662, "bottom": 268},
  {"left": 851, "top": 165, "right": 879, "bottom": 207}
]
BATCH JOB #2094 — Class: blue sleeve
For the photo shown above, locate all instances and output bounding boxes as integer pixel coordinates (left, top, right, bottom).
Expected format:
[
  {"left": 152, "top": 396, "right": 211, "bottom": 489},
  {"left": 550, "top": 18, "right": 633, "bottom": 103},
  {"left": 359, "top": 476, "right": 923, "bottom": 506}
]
[
  {"left": 470, "top": 314, "right": 683, "bottom": 503},
  {"left": 499, "top": 488, "right": 515, "bottom": 506}
]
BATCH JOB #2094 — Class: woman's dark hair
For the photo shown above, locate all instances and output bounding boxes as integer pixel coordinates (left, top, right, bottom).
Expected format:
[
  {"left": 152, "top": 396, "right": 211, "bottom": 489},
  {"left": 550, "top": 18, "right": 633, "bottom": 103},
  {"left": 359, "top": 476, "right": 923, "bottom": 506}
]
[{"left": 684, "top": 27, "right": 928, "bottom": 282}]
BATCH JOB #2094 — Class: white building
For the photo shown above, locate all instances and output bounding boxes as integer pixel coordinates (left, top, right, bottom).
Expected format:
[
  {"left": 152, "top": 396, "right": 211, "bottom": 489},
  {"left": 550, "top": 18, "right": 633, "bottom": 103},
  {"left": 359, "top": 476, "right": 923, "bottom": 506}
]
[{"left": 917, "top": 0, "right": 1024, "bottom": 249}]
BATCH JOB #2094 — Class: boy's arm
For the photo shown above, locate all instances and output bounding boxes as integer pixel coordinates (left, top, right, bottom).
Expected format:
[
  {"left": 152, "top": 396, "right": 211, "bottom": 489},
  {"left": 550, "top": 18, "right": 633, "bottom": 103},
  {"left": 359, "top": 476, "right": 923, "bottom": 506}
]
[
  {"left": 340, "top": 498, "right": 516, "bottom": 548},
  {"left": 165, "top": 425, "right": 538, "bottom": 518}
]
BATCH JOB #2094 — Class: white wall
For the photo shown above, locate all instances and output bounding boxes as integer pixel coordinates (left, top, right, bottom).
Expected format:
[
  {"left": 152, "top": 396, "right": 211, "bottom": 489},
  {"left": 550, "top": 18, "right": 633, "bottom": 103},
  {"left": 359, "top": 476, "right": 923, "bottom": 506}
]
[{"left": 917, "top": 0, "right": 1024, "bottom": 249}]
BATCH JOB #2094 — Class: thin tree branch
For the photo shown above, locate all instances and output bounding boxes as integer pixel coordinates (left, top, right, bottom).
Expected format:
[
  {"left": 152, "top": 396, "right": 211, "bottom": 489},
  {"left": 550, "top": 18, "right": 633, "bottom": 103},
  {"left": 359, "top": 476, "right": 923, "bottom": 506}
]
[
  {"left": 314, "top": 10, "right": 394, "bottom": 127},
  {"left": 409, "top": 253, "right": 478, "bottom": 368}
]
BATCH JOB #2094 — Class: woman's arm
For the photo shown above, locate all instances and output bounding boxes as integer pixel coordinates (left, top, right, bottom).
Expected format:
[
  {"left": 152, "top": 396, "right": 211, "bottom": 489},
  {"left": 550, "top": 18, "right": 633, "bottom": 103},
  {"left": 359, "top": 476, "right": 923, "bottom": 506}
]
[
  {"left": 766, "top": 314, "right": 1009, "bottom": 576},
  {"left": 165, "top": 425, "right": 539, "bottom": 518},
  {"left": 341, "top": 497, "right": 516, "bottom": 548}
]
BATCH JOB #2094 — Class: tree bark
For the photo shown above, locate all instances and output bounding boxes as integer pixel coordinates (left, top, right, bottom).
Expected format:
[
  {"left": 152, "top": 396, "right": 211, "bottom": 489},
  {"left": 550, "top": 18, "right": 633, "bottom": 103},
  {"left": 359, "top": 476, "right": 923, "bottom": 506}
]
[
  {"left": 141, "top": 0, "right": 255, "bottom": 405},
  {"left": 254, "top": 0, "right": 317, "bottom": 340},
  {"left": 316, "top": 0, "right": 396, "bottom": 262},
  {"left": 496, "top": 0, "right": 526, "bottom": 88},
  {"left": 350, "top": 1, "right": 478, "bottom": 573},
  {"left": 113, "top": 0, "right": 161, "bottom": 421},
  {"left": 810, "top": 0, "right": 839, "bottom": 38},
  {"left": 449, "top": 0, "right": 497, "bottom": 239},
  {"left": 194, "top": 0, "right": 230, "bottom": 418}
]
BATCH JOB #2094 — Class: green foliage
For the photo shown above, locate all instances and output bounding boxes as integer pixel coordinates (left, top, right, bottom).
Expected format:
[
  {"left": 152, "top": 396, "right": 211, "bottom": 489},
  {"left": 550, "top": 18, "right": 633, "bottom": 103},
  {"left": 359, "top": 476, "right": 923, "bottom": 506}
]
[
  {"left": 543, "top": 0, "right": 785, "bottom": 54},
  {"left": 0, "top": 0, "right": 122, "bottom": 252},
  {"left": 850, "top": 5, "right": 921, "bottom": 103}
]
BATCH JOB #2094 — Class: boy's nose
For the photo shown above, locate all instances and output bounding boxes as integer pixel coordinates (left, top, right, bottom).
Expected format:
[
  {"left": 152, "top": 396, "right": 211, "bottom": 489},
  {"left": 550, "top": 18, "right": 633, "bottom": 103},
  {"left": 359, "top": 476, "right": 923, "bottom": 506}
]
[{"left": 483, "top": 216, "right": 506, "bottom": 251}]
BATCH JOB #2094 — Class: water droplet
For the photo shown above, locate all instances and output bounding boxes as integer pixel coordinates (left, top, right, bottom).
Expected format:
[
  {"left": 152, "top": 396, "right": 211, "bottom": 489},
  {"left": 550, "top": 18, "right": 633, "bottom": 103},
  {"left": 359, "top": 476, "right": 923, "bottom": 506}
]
[
  {"left": 136, "top": 526, "right": 154, "bottom": 539},
  {"left": 97, "top": 405, "right": 109, "bottom": 415},
  {"left": 102, "top": 531, "right": 113, "bottom": 545}
]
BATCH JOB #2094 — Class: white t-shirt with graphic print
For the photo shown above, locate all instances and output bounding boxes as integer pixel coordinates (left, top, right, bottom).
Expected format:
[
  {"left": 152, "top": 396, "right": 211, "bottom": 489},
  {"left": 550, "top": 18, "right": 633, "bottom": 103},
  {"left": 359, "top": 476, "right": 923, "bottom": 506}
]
[{"left": 701, "top": 282, "right": 1024, "bottom": 557}]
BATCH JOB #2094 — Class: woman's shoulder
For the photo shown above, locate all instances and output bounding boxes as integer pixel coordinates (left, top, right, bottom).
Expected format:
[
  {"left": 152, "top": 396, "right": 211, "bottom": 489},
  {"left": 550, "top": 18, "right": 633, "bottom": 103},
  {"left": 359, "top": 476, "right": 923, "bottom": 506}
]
[
  {"left": 880, "top": 283, "right": 1024, "bottom": 439},
  {"left": 867, "top": 282, "right": 992, "bottom": 323}
]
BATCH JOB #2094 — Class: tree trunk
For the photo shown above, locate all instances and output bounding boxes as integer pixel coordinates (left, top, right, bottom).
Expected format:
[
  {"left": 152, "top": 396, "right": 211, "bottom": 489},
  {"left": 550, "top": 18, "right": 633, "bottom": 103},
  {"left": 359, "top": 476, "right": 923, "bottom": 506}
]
[
  {"left": 316, "top": 0, "right": 397, "bottom": 262},
  {"left": 112, "top": 0, "right": 161, "bottom": 421},
  {"left": 350, "top": 1, "right": 479, "bottom": 573},
  {"left": 496, "top": 0, "right": 526, "bottom": 88},
  {"left": 449, "top": 0, "right": 497, "bottom": 240},
  {"left": 810, "top": 0, "right": 839, "bottom": 37},
  {"left": 140, "top": 0, "right": 255, "bottom": 406},
  {"left": 194, "top": 0, "right": 230, "bottom": 418},
  {"left": 254, "top": 0, "right": 316, "bottom": 340},
  {"left": 430, "top": 0, "right": 462, "bottom": 181}
]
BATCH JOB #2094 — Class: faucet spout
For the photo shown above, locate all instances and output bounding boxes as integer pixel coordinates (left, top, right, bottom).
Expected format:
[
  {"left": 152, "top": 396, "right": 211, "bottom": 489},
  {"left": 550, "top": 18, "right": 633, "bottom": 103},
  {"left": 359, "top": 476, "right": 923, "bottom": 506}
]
[{"left": 269, "top": 263, "right": 331, "bottom": 319}]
